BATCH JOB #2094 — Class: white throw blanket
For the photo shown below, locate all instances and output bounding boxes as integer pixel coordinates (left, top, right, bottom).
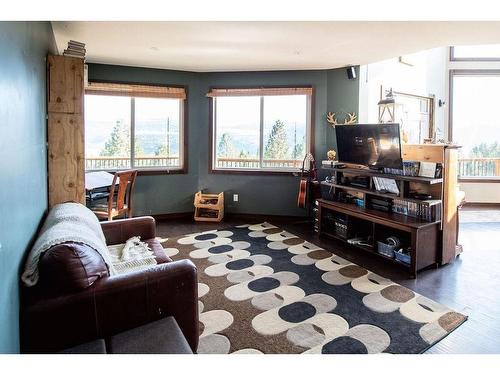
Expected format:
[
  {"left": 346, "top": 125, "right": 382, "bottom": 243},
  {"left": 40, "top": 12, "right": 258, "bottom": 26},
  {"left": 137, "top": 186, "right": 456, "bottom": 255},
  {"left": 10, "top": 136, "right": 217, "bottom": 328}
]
[
  {"left": 21, "top": 202, "right": 117, "bottom": 286},
  {"left": 107, "top": 236, "right": 157, "bottom": 274}
]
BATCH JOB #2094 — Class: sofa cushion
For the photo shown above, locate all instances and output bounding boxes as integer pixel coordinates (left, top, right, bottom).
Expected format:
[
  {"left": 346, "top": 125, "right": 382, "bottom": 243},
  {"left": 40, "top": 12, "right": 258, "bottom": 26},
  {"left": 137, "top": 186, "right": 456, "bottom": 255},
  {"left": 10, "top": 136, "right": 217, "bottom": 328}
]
[
  {"left": 59, "top": 339, "right": 107, "bottom": 354},
  {"left": 109, "top": 317, "right": 192, "bottom": 354},
  {"left": 39, "top": 242, "right": 109, "bottom": 293}
]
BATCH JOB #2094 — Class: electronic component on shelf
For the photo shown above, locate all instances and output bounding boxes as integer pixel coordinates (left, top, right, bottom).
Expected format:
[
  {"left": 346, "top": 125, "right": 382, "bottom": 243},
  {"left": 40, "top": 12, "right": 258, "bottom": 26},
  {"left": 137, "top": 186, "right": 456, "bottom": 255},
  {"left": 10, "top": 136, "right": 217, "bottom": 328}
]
[
  {"left": 368, "top": 196, "right": 392, "bottom": 213},
  {"left": 336, "top": 191, "right": 358, "bottom": 204},
  {"left": 370, "top": 197, "right": 392, "bottom": 206},
  {"left": 340, "top": 175, "right": 370, "bottom": 189},
  {"left": 409, "top": 192, "right": 433, "bottom": 200},
  {"left": 371, "top": 204, "right": 391, "bottom": 212},
  {"left": 347, "top": 236, "right": 373, "bottom": 248}
]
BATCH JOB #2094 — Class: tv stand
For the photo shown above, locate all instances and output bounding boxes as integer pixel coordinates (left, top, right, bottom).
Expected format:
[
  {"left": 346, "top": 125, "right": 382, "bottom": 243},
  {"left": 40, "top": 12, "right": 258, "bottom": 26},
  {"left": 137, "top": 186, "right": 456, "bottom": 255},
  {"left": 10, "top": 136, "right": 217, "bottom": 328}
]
[
  {"left": 317, "top": 199, "right": 439, "bottom": 278},
  {"left": 315, "top": 144, "right": 463, "bottom": 278}
]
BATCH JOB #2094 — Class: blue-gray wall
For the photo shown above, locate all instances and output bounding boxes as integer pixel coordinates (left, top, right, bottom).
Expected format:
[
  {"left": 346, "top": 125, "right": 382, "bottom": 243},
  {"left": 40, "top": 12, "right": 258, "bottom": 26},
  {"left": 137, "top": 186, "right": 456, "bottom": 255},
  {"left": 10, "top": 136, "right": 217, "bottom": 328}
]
[
  {"left": 0, "top": 22, "right": 56, "bottom": 353},
  {"left": 88, "top": 64, "right": 359, "bottom": 217},
  {"left": 0, "top": 29, "right": 357, "bottom": 351}
]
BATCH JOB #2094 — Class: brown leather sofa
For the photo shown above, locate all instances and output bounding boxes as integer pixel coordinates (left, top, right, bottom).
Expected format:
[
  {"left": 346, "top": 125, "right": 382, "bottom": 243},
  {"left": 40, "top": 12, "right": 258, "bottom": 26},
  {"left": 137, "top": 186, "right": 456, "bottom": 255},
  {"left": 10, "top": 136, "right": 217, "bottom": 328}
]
[{"left": 20, "top": 216, "right": 199, "bottom": 353}]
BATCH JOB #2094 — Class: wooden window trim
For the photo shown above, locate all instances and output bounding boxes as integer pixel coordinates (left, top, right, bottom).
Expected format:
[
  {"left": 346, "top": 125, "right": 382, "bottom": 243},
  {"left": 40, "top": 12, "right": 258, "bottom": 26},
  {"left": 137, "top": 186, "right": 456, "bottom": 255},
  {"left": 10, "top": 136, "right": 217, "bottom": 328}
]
[
  {"left": 86, "top": 81, "right": 186, "bottom": 99},
  {"left": 208, "top": 85, "right": 315, "bottom": 176},
  {"left": 84, "top": 81, "right": 189, "bottom": 175},
  {"left": 207, "top": 87, "right": 313, "bottom": 97}
]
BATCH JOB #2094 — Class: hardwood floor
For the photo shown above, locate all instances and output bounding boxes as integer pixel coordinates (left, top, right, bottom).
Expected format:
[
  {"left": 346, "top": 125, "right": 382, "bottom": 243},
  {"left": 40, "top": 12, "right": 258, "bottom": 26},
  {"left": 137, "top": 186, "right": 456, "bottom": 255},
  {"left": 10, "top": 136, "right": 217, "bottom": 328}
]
[{"left": 156, "top": 208, "right": 500, "bottom": 354}]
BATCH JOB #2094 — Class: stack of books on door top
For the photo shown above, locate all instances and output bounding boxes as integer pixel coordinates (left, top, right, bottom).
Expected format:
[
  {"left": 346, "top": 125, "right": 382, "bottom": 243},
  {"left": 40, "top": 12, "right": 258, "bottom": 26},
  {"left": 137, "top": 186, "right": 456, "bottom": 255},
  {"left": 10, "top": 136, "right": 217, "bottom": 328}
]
[{"left": 63, "top": 40, "right": 86, "bottom": 59}]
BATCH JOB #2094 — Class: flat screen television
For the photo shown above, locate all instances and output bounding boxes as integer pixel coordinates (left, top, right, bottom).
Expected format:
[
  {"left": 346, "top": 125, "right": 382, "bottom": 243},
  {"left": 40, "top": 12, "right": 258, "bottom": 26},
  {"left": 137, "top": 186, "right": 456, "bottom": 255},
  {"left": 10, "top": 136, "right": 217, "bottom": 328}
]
[{"left": 335, "top": 123, "right": 403, "bottom": 169}]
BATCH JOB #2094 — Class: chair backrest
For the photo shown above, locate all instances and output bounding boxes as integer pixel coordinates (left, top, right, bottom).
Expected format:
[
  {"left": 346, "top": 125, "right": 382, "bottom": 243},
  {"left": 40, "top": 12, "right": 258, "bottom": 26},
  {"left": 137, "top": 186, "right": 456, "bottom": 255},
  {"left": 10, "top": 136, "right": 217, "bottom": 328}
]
[{"left": 108, "top": 170, "right": 138, "bottom": 213}]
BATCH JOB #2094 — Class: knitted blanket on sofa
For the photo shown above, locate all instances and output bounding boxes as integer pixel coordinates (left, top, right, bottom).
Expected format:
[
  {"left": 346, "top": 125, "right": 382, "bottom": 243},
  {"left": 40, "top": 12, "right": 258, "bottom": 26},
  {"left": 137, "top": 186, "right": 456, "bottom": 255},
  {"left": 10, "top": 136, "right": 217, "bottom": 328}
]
[{"left": 21, "top": 202, "right": 117, "bottom": 286}]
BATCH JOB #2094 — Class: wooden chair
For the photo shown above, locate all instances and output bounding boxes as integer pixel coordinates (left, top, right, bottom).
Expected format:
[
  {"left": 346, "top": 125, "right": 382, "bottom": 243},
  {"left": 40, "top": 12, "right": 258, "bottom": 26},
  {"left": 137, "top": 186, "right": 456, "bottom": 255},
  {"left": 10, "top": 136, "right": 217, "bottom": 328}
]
[{"left": 91, "top": 170, "right": 138, "bottom": 221}]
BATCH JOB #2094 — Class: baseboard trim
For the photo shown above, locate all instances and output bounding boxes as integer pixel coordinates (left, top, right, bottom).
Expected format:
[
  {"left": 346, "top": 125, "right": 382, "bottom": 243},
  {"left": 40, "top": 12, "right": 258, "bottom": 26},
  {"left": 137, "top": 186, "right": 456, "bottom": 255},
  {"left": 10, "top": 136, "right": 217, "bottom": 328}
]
[
  {"left": 152, "top": 211, "right": 309, "bottom": 223},
  {"left": 224, "top": 213, "right": 308, "bottom": 223},
  {"left": 152, "top": 212, "right": 194, "bottom": 221}
]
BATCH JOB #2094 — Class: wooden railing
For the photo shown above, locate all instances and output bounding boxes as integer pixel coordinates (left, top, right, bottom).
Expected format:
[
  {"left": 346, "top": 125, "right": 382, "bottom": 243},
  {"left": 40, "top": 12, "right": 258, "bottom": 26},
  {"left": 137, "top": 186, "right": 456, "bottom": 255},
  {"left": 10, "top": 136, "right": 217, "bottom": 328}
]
[
  {"left": 216, "top": 158, "right": 302, "bottom": 169},
  {"left": 458, "top": 158, "right": 500, "bottom": 177},
  {"left": 87, "top": 156, "right": 500, "bottom": 176},
  {"left": 86, "top": 156, "right": 303, "bottom": 170},
  {"left": 85, "top": 156, "right": 180, "bottom": 170}
]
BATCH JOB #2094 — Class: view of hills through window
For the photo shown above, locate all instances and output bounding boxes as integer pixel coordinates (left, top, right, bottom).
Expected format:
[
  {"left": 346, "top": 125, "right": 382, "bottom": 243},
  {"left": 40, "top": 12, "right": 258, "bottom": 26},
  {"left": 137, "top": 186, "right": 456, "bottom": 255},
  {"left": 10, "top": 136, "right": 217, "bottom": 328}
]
[
  {"left": 85, "top": 95, "right": 181, "bottom": 170},
  {"left": 214, "top": 95, "right": 308, "bottom": 169}
]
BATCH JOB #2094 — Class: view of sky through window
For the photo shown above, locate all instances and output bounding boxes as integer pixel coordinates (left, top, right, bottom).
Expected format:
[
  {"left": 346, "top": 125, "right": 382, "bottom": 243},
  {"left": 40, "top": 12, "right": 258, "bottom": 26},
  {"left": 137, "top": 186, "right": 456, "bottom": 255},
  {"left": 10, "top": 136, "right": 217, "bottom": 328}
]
[{"left": 452, "top": 74, "right": 500, "bottom": 177}]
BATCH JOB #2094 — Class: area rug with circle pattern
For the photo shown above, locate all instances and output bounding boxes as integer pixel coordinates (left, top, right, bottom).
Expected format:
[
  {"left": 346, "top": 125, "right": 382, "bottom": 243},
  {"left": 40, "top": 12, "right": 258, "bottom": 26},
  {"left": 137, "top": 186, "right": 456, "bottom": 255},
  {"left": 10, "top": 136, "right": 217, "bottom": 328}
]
[{"left": 161, "top": 222, "right": 467, "bottom": 354}]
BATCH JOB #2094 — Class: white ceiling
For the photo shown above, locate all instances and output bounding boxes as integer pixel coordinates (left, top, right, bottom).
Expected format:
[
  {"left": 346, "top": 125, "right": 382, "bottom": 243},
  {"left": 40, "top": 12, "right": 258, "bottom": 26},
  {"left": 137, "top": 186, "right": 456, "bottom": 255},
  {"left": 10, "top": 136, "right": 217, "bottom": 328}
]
[{"left": 51, "top": 21, "right": 500, "bottom": 72}]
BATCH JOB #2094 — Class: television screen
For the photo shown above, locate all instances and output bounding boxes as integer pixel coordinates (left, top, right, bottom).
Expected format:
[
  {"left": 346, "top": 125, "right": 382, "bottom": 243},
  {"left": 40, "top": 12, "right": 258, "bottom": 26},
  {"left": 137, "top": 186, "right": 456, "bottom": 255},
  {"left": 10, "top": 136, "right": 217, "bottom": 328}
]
[{"left": 335, "top": 123, "right": 403, "bottom": 169}]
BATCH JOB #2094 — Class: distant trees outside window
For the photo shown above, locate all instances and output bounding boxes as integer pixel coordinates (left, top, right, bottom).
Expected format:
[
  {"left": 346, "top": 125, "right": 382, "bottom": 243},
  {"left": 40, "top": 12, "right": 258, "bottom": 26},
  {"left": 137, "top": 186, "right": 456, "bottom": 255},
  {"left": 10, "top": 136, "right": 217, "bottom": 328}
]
[
  {"left": 84, "top": 94, "right": 184, "bottom": 171},
  {"left": 211, "top": 90, "right": 312, "bottom": 171}
]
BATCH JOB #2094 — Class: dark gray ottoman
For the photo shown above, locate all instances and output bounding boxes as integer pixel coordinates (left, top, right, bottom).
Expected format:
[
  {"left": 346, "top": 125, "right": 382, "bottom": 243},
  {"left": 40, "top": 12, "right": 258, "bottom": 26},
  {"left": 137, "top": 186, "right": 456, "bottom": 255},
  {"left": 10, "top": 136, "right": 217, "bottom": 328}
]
[
  {"left": 59, "top": 339, "right": 107, "bottom": 354},
  {"left": 109, "top": 317, "right": 193, "bottom": 354}
]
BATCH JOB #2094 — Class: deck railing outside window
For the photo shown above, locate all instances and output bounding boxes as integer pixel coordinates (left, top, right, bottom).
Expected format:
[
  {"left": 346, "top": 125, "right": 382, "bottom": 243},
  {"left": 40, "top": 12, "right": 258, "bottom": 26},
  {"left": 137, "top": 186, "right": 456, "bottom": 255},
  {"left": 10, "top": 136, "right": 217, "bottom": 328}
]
[
  {"left": 85, "top": 156, "right": 180, "bottom": 170},
  {"left": 85, "top": 156, "right": 302, "bottom": 170},
  {"left": 87, "top": 156, "right": 500, "bottom": 177},
  {"left": 458, "top": 158, "right": 500, "bottom": 178}
]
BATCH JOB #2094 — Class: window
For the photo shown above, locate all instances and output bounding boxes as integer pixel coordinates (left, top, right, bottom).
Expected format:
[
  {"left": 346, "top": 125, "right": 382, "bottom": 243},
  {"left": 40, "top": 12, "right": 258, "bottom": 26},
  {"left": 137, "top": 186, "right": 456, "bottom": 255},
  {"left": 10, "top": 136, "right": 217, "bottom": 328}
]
[
  {"left": 450, "top": 71, "right": 500, "bottom": 179},
  {"left": 451, "top": 44, "right": 500, "bottom": 61},
  {"left": 209, "top": 87, "right": 313, "bottom": 172},
  {"left": 84, "top": 82, "right": 186, "bottom": 172},
  {"left": 384, "top": 89, "right": 434, "bottom": 144}
]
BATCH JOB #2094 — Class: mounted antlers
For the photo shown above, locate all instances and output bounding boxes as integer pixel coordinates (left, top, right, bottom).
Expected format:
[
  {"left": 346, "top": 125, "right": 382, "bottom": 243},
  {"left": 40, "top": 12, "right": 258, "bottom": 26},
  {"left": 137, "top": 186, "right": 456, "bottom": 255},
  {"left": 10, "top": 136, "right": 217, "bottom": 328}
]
[
  {"left": 344, "top": 112, "right": 357, "bottom": 125},
  {"left": 326, "top": 111, "right": 357, "bottom": 126},
  {"left": 326, "top": 112, "right": 338, "bottom": 126}
]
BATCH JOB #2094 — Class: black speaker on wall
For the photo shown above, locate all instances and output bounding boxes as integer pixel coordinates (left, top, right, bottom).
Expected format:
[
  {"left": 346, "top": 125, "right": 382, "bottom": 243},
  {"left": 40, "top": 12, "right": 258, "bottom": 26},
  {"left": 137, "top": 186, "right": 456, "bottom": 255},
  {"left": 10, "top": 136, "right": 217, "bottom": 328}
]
[{"left": 346, "top": 66, "right": 356, "bottom": 80}]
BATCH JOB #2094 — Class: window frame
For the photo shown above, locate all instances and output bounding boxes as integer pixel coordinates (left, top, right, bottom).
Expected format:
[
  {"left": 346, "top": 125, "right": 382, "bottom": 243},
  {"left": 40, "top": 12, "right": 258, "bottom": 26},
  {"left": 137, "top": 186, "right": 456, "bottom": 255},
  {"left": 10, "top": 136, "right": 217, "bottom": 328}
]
[
  {"left": 208, "top": 86, "right": 315, "bottom": 175},
  {"left": 448, "top": 69, "right": 500, "bottom": 182},
  {"left": 84, "top": 81, "right": 188, "bottom": 176},
  {"left": 450, "top": 46, "right": 500, "bottom": 62},
  {"left": 381, "top": 87, "right": 435, "bottom": 144}
]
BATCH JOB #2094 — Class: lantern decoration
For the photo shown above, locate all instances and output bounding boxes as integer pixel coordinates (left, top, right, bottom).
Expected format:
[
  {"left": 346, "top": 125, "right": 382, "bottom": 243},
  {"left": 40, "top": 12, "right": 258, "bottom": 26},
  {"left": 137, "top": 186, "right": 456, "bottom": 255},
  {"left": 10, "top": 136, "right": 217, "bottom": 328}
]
[{"left": 378, "top": 88, "right": 396, "bottom": 123}]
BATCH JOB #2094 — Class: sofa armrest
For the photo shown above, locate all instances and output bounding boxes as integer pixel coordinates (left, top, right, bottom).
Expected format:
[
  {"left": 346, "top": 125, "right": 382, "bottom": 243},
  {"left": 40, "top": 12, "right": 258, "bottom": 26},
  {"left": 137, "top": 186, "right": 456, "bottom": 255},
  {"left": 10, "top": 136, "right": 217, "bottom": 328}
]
[
  {"left": 101, "top": 216, "right": 156, "bottom": 245},
  {"left": 21, "top": 260, "right": 199, "bottom": 353}
]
